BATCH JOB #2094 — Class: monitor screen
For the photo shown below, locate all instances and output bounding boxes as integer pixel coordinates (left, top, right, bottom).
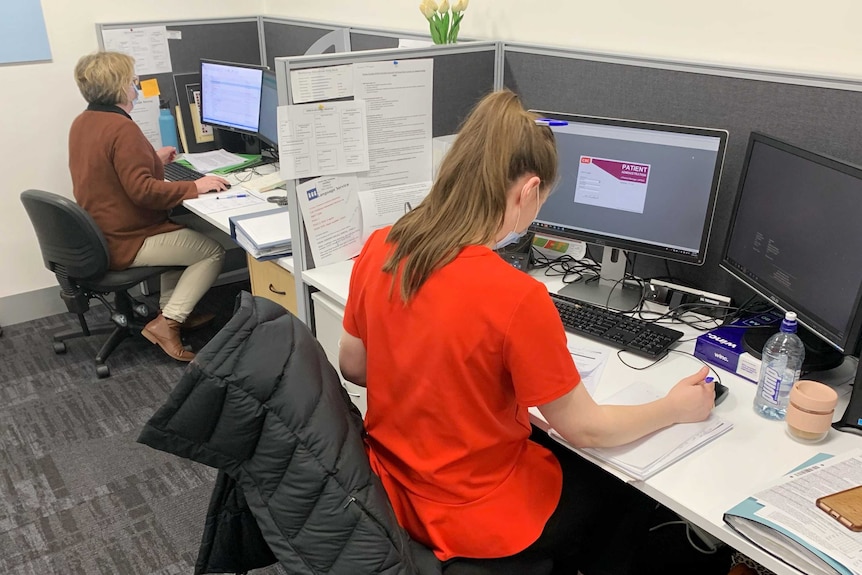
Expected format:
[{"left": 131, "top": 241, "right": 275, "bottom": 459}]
[
  {"left": 721, "top": 132, "right": 862, "bottom": 356},
  {"left": 529, "top": 111, "right": 727, "bottom": 309},
  {"left": 258, "top": 70, "right": 279, "bottom": 148},
  {"left": 200, "top": 60, "right": 264, "bottom": 134}
]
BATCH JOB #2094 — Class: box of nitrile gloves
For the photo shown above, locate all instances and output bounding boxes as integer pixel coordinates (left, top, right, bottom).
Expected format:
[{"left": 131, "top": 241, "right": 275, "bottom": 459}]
[{"left": 694, "top": 311, "right": 783, "bottom": 383}]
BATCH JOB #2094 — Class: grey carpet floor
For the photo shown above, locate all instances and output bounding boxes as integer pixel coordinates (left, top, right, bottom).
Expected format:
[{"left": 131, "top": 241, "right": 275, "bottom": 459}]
[{"left": 0, "top": 283, "right": 284, "bottom": 575}]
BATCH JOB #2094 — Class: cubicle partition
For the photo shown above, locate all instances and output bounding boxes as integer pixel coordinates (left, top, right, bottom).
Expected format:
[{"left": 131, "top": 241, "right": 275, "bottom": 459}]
[
  {"left": 502, "top": 43, "right": 862, "bottom": 299},
  {"left": 97, "top": 18, "right": 263, "bottom": 131},
  {"left": 261, "top": 17, "right": 349, "bottom": 68},
  {"left": 273, "top": 41, "right": 500, "bottom": 323}
]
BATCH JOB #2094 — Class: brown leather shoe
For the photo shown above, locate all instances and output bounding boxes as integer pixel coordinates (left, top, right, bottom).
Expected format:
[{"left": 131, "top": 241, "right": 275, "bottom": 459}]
[
  {"left": 181, "top": 311, "right": 215, "bottom": 332},
  {"left": 142, "top": 313, "right": 195, "bottom": 362}
]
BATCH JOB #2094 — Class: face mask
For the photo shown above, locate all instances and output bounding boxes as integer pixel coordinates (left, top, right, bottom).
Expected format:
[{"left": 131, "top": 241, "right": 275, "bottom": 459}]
[
  {"left": 494, "top": 188, "right": 541, "bottom": 250},
  {"left": 132, "top": 85, "right": 141, "bottom": 105}
]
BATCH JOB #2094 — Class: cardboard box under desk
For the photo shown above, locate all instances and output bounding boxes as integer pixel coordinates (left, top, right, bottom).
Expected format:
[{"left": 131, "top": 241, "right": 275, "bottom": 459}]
[{"left": 693, "top": 311, "right": 782, "bottom": 383}]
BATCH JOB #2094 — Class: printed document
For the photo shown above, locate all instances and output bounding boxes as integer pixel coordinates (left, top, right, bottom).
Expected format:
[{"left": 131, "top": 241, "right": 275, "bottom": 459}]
[
  {"left": 725, "top": 450, "right": 862, "bottom": 575},
  {"left": 101, "top": 26, "right": 172, "bottom": 75},
  {"left": 290, "top": 64, "right": 354, "bottom": 104},
  {"left": 129, "top": 95, "right": 161, "bottom": 150},
  {"left": 567, "top": 345, "right": 608, "bottom": 396},
  {"left": 296, "top": 175, "right": 363, "bottom": 267},
  {"left": 183, "top": 191, "right": 265, "bottom": 214},
  {"left": 182, "top": 149, "right": 247, "bottom": 173},
  {"left": 278, "top": 100, "right": 370, "bottom": 180},
  {"left": 353, "top": 59, "right": 433, "bottom": 191},
  {"left": 358, "top": 181, "right": 432, "bottom": 240}
]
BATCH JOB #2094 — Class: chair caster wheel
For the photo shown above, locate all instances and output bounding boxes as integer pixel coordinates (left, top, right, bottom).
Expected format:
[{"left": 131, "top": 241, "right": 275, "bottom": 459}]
[
  {"left": 53, "top": 341, "right": 67, "bottom": 354},
  {"left": 133, "top": 303, "right": 150, "bottom": 317},
  {"left": 96, "top": 364, "right": 111, "bottom": 378}
]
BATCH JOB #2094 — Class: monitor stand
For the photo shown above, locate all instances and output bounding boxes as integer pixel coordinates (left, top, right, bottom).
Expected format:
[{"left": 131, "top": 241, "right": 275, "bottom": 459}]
[
  {"left": 214, "top": 129, "right": 261, "bottom": 155},
  {"left": 741, "top": 324, "right": 844, "bottom": 373},
  {"left": 557, "top": 247, "right": 642, "bottom": 311}
]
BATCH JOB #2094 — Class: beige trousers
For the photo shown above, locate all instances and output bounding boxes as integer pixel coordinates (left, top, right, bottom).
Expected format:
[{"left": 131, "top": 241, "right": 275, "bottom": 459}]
[{"left": 129, "top": 228, "right": 225, "bottom": 323}]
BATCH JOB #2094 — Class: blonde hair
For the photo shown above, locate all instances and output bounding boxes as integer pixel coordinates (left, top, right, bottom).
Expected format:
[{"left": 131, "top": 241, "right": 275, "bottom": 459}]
[
  {"left": 383, "top": 89, "right": 557, "bottom": 301},
  {"left": 74, "top": 51, "right": 135, "bottom": 106}
]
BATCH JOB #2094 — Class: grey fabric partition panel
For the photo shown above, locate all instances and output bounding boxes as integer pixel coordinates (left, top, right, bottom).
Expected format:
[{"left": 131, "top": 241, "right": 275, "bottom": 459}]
[
  {"left": 432, "top": 51, "right": 496, "bottom": 136},
  {"left": 349, "top": 32, "right": 400, "bottom": 51},
  {"left": 110, "top": 21, "right": 262, "bottom": 119},
  {"left": 263, "top": 20, "right": 339, "bottom": 68},
  {"left": 504, "top": 49, "right": 862, "bottom": 300}
]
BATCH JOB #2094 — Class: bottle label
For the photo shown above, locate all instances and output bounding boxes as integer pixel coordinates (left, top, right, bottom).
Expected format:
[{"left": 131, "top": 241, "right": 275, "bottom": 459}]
[{"left": 759, "top": 364, "right": 783, "bottom": 404}]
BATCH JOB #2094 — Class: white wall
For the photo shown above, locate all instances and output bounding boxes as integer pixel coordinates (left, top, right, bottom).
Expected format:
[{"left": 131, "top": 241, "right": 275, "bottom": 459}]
[
  {"left": 265, "top": 0, "right": 862, "bottom": 79},
  {"left": 0, "top": 0, "right": 262, "bottom": 325}
]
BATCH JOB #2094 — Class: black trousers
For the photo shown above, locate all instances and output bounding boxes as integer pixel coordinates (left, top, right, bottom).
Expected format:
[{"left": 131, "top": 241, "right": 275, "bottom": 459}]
[{"left": 443, "top": 427, "right": 654, "bottom": 575}]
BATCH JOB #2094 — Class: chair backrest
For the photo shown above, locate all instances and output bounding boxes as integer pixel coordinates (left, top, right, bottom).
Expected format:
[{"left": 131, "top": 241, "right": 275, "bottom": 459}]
[{"left": 20, "top": 189, "right": 110, "bottom": 281}]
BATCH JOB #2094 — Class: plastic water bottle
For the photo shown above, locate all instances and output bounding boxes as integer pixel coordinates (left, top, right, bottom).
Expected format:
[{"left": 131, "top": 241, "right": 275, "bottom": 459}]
[
  {"left": 158, "top": 99, "right": 179, "bottom": 150},
  {"left": 753, "top": 311, "right": 805, "bottom": 420}
]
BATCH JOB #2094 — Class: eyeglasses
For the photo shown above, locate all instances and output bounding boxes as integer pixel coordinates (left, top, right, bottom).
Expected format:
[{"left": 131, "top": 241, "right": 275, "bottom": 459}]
[{"left": 131, "top": 76, "right": 140, "bottom": 87}]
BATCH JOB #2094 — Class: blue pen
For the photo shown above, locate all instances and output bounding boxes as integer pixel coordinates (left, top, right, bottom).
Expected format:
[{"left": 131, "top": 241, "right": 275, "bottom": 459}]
[
  {"left": 704, "top": 377, "right": 715, "bottom": 383},
  {"left": 217, "top": 194, "right": 248, "bottom": 199},
  {"left": 536, "top": 118, "right": 568, "bottom": 126}
]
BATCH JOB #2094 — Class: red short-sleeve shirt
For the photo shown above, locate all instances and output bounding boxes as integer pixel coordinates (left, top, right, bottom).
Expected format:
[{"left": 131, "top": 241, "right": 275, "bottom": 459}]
[{"left": 343, "top": 228, "right": 580, "bottom": 560}]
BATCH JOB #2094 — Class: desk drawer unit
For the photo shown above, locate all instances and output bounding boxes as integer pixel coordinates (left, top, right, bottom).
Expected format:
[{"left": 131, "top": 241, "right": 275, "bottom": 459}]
[
  {"left": 312, "top": 291, "right": 367, "bottom": 417},
  {"left": 247, "top": 255, "right": 297, "bottom": 315}
]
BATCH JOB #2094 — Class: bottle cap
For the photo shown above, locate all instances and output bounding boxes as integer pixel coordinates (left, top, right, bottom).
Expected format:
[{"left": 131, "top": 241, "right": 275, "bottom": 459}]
[{"left": 781, "top": 311, "right": 798, "bottom": 333}]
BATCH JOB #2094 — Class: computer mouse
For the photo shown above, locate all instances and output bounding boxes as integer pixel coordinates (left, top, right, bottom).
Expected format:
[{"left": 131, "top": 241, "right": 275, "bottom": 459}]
[{"left": 715, "top": 382, "right": 729, "bottom": 406}]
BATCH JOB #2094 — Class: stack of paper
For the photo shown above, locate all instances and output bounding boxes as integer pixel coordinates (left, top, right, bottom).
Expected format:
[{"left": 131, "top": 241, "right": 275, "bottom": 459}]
[
  {"left": 229, "top": 207, "right": 292, "bottom": 260},
  {"left": 724, "top": 450, "right": 862, "bottom": 575},
  {"left": 550, "top": 382, "right": 733, "bottom": 481}
]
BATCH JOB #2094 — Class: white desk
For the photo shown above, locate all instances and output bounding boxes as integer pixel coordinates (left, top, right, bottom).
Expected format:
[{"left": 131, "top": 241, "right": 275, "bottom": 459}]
[
  {"left": 180, "top": 173, "right": 298, "bottom": 312},
  {"left": 302, "top": 258, "right": 862, "bottom": 575}
]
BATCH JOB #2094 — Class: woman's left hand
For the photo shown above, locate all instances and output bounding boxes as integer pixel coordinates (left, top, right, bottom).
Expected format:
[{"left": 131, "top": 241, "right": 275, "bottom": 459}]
[{"left": 157, "top": 146, "right": 177, "bottom": 164}]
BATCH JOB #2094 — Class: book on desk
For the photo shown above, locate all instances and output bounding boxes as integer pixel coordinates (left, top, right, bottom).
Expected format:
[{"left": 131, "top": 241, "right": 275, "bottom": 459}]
[
  {"left": 723, "top": 450, "right": 862, "bottom": 575},
  {"left": 229, "top": 207, "right": 292, "bottom": 260}
]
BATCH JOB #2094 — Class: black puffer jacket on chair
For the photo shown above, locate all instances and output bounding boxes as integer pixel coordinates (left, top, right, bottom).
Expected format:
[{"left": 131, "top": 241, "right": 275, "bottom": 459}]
[{"left": 138, "top": 292, "right": 441, "bottom": 575}]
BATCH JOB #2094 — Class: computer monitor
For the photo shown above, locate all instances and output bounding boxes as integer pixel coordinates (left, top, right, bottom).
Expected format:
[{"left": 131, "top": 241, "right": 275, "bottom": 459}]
[
  {"left": 200, "top": 59, "right": 264, "bottom": 136},
  {"left": 258, "top": 70, "right": 279, "bottom": 150},
  {"left": 530, "top": 111, "right": 728, "bottom": 310},
  {"left": 721, "top": 132, "right": 862, "bottom": 371}
]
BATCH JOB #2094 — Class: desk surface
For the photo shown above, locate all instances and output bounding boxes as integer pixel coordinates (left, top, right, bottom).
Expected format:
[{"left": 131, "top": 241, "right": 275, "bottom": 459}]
[
  {"left": 182, "top": 169, "right": 294, "bottom": 273},
  {"left": 302, "top": 257, "right": 862, "bottom": 575}
]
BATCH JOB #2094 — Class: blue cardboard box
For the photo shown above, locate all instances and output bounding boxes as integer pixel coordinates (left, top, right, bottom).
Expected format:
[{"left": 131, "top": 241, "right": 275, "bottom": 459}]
[{"left": 693, "top": 311, "right": 782, "bottom": 383}]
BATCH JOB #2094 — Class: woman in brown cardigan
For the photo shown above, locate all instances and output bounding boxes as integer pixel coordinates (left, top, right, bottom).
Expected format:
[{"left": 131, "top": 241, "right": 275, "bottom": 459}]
[{"left": 69, "top": 51, "right": 229, "bottom": 362}]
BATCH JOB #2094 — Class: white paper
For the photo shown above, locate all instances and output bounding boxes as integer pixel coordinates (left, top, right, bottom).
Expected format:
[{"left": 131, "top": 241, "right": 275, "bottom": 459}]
[
  {"left": 567, "top": 345, "right": 608, "bottom": 397},
  {"left": 290, "top": 64, "right": 354, "bottom": 104},
  {"left": 129, "top": 95, "right": 161, "bottom": 150},
  {"left": 277, "top": 101, "right": 370, "bottom": 179},
  {"left": 182, "top": 149, "right": 246, "bottom": 173},
  {"left": 749, "top": 450, "right": 862, "bottom": 573},
  {"left": 183, "top": 192, "right": 265, "bottom": 214},
  {"left": 234, "top": 210, "right": 292, "bottom": 247},
  {"left": 357, "top": 181, "right": 432, "bottom": 240},
  {"left": 562, "top": 382, "right": 733, "bottom": 480},
  {"left": 398, "top": 38, "right": 435, "bottom": 49},
  {"left": 296, "top": 175, "right": 363, "bottom": 267},
  {"left": 101, "top": 26, "right": 172, "bottom": 75},
  {"left": 353, "top": 59, "right": 434, "bottom": 191}
]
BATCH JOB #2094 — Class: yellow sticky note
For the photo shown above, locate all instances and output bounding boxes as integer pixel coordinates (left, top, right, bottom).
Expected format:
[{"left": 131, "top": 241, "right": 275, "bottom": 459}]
[{"left": 140, "top": 78, "right": 160, "bottom": 98}]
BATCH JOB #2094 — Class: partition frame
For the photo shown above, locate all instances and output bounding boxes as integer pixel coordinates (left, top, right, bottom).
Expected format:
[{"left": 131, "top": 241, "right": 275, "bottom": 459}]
[{"left": 273, "top": 41, "right": 501, "bottom": 324}]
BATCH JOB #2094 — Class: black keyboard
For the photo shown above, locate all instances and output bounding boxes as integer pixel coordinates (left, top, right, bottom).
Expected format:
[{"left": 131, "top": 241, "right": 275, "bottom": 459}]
[
  {"left": 164, "top": 162, "right": 205, "bottom": 182},
  {"left": 550, "top": 293, "right": 683, "bottom": 358}
]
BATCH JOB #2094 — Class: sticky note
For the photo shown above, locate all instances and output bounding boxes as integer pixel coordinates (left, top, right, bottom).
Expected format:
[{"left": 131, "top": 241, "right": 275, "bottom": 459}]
[{"left": 140, "top": 78, "right": 160, "bottom": 98}]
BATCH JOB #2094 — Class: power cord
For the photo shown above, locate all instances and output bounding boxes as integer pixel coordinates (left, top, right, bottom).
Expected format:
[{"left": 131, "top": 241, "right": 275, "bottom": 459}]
[{"left": 649, "top": 519, "right": 722, "bottom": 554}]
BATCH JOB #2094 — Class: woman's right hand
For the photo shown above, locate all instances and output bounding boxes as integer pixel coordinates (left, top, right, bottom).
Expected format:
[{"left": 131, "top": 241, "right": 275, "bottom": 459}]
[
  {"left": 665, "top": 366, "right": 715, "bottom": 424},
  {"left": 194, "top": 176, "right": 231, "bottom": 195}
]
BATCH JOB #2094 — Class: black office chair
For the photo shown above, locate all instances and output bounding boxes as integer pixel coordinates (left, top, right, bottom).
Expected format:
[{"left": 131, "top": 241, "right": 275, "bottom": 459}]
[{"left": 20, "top": 189, "right": 181, "bottom": 378}]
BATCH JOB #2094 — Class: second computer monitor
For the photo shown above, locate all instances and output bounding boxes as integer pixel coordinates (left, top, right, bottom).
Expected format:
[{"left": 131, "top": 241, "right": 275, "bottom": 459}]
[
  {"left": 530, "top": 112, "right": 728, "bottom": 309},
  {"left": 258, "top": 70, "right": 279, "bottom": 149}
]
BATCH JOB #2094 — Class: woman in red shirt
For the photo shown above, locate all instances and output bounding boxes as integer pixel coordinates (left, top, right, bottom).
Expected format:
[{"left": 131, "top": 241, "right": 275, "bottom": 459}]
[{"left": 339, "top": 90, "right": 714, "bottom": 574}]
